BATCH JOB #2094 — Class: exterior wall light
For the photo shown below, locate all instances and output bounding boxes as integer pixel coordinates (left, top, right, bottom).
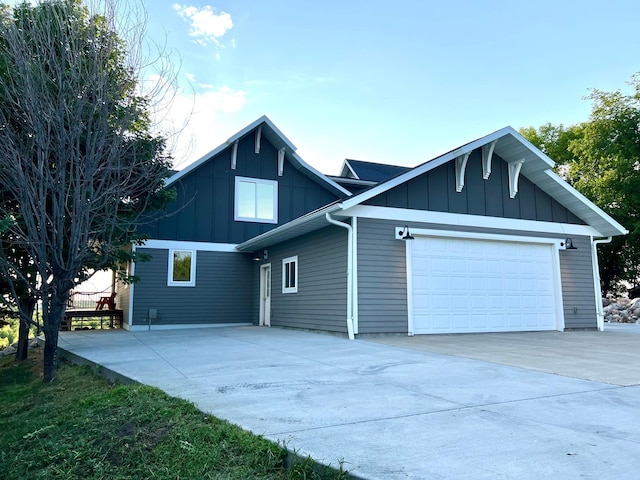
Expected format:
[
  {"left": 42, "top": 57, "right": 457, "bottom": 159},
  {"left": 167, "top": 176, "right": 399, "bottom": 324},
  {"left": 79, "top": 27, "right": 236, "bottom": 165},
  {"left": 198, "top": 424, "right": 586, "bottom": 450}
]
[
  {"left": 398, "top": 225, "right": 415, "bottom": 240},
  {"left": 562, "top": 238, "right": 577, "bottom": 250}
]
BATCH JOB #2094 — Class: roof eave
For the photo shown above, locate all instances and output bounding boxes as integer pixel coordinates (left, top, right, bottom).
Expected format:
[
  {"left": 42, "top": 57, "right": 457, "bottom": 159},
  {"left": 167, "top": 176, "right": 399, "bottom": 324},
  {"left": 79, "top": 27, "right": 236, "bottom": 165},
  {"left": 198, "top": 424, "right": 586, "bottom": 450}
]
[
  {"left": 543, "top": 170, "right": 628, "bottom": 237},
  {"left": 236, "top": 203, "right": 343, "bottom": 252}
]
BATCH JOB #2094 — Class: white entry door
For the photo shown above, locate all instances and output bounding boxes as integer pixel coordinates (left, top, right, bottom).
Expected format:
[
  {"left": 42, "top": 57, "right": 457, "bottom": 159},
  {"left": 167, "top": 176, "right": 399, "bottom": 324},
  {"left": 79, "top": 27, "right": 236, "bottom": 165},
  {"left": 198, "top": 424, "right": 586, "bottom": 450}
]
[
  {"left": 409, "top": 235, "right": 561, "bottom": 334},
  {"left": 259, "top": 264, "right": 271, "bottom": 326}
]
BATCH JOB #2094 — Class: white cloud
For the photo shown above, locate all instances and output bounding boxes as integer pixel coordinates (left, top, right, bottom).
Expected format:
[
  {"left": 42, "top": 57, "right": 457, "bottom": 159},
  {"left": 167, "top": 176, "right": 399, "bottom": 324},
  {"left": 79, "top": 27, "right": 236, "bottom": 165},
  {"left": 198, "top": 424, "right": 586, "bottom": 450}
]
[
  {"left": 173, "top": 4, "right": 233, "bottom": 46},
  {"left": 152, "top": 79, "right": 246, "bottom": 169}
]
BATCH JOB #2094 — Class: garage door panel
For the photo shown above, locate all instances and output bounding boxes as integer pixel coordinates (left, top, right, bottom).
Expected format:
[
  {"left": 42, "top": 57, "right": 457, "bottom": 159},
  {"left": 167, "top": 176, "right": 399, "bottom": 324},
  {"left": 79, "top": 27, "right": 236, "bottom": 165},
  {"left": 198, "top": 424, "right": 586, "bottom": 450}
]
[{"left": 411, "top": 236, "right": 559, "bottom": 334}]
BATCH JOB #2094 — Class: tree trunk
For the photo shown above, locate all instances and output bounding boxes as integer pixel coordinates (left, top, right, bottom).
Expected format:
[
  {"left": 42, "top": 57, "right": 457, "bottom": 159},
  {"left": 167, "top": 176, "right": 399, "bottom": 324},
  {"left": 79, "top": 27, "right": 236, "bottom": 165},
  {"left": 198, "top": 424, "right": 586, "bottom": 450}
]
[
  {"left": 15, "top": 299, "right": 34, "bottom": 361},
  {"left": 42, "top": 299, "right": 65, "bottom": 383}
]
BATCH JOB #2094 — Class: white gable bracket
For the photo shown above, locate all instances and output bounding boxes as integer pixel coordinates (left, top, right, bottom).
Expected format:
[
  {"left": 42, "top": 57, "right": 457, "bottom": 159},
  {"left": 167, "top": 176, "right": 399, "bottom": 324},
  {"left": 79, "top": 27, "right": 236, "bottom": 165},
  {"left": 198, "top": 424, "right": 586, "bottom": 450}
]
[
  {"left": 231, "top": 140, "right": 239, "bottom": 170},
  {"left": 482, "top": 140, "right": 498, "bottom": 179},
  {"left": 255, "top": 125, "right": 262, "bottom": 153},
  {"left": 278, "top": 148, "right": 285, "bottom": 176},
  {"left": 455, "top": 152, "right": 471, "bottom": 192},
  {"left": 508, "top": 159, "right": 525, "bottom": 198}
]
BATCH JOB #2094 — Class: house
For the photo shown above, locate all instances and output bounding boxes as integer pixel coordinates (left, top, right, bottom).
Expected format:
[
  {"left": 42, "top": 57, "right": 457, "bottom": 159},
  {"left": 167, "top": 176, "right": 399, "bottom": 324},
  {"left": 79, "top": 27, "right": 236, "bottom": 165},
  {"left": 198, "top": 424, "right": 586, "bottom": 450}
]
[{"left": 117, "top": 116, "right": 627, "bottom": 337}]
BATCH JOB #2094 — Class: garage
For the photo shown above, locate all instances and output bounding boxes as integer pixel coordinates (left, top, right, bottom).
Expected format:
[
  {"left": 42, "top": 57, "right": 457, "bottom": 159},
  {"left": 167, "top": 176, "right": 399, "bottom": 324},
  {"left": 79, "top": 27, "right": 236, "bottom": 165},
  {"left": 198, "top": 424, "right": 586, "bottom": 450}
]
[{"left": 408, "top": 233, "right": 562, "bottom": 334}]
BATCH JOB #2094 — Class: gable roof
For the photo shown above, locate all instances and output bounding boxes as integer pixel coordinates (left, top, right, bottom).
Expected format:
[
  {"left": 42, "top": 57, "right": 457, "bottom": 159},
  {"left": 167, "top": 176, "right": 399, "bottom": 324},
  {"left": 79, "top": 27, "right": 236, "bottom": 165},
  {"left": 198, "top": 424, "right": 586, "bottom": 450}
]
[
  {"left": 165, "top": 115, "right": 352, "bottom": 198},
  {"left": 340, "top": 126, "right": 627, "bottom": 237},
  {"left": 340, "top": 159, "right": 411, "bottom": 182},
  {"left": 237, "top": 126, "right": 626, "bottom": 251}
]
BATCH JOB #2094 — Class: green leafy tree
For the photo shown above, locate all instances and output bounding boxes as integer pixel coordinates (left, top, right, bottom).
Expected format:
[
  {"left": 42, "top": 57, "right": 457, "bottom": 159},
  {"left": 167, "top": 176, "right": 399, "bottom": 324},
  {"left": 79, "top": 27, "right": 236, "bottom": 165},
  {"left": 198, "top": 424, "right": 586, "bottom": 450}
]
[
  {"left": 521, "top": 74, "right": 640, "bottom": 294},
  {"left": 0, "top": 0, "right": 174, "bottom": 381}
]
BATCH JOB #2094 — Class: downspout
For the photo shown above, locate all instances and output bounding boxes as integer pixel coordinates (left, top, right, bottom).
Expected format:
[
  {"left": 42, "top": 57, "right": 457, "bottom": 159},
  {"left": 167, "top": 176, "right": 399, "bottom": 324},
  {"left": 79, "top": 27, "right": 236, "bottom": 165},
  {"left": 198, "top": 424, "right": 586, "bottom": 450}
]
[
  {"left": 325, "top": 213, "right": 355, "bottom": 340},
  {"left": 592, "top": 237, "right": 612, "bottom": 331}
]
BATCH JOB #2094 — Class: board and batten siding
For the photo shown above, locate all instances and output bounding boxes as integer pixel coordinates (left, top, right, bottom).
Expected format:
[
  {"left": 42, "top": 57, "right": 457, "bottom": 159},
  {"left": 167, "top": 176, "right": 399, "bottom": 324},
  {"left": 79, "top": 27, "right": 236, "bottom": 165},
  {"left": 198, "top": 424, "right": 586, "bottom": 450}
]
[
  {"left": 356, "top": 218, "right": 598, "bottom": 333},
  {"left": 131, "top": 248, "right": 255, "bottom": 326},
  {"left": 139, "top": 133, "right": 340, "bottom": 244},
  {"left": 365, "top": 151, "right": 585, "bottom": 225},
  {"left": 255, "top": 225, "right": 348, "bottom": 333}
]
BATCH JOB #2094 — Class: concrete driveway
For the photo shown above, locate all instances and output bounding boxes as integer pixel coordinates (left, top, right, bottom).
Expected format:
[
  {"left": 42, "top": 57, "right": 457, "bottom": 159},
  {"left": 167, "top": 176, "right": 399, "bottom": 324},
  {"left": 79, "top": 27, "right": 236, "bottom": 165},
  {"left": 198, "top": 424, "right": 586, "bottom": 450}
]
[{"left": 57, "top": 325, "right": 640, "bottom": 480}]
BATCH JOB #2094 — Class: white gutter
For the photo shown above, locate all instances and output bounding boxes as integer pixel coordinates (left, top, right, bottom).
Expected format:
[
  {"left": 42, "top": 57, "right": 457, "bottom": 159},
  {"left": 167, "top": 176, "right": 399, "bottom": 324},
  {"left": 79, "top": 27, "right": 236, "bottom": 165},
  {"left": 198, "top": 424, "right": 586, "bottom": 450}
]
[
  {"left": 325, "top": 213, "right": 355, "bottom": 340},
  {"left": 592, "top": 237, "right": 612, "bottom": 331}
]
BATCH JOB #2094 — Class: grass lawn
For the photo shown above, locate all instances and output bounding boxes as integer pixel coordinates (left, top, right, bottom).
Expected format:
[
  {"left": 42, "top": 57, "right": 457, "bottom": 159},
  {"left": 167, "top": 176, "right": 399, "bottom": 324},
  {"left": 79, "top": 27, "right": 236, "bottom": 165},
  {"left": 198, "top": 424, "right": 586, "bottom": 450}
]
[{"left": 0, "top": 348, "right": 348, "bottom": 479}]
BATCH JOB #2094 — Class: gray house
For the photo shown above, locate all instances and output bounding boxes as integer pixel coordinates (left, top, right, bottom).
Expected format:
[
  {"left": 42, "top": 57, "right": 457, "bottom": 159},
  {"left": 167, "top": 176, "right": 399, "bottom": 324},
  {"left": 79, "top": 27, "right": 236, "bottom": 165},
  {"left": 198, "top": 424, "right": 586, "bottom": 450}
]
[{"left": 118, "top": 116, "right": 627, "bottom": 337}]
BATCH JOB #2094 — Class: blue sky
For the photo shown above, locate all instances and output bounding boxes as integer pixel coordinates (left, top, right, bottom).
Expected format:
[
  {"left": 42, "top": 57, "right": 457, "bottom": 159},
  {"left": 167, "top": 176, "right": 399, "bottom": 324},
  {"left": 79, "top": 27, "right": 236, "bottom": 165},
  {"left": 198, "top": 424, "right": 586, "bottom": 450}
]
[{"left": 142, "top": 1, "right": 639, "bottom": 174}]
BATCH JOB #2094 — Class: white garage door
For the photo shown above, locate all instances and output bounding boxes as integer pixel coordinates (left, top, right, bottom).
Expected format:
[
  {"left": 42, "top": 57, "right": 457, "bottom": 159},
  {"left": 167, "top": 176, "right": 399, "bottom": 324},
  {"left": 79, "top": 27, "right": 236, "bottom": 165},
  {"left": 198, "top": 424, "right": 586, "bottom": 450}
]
[{"left": 410, "top": 236, "right": 559, "bottom": 334}]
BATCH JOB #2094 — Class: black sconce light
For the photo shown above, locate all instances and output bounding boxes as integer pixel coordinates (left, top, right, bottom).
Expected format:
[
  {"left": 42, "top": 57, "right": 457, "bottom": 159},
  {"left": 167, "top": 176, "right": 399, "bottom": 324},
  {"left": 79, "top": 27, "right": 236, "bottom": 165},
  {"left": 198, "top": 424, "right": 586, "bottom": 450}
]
[
  {"left": 252, "top": 250, "right": 269, "bottom": 261},
  {"left": 562, "top": 238, "right": 577, "bottom": 250},
  {"left": 398, "top": 225, "right": 415, "bottom": 240}
]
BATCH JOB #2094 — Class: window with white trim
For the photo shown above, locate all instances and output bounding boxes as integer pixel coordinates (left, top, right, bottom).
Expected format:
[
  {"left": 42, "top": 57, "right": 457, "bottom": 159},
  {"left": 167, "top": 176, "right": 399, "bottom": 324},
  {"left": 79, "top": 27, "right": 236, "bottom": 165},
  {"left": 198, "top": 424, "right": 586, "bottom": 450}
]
[
  {"left": 282, "top": 256, "right": 298, "bottom": 294},
  {"left": 168, "top": 249, "right": 196, "bottom": 286},
  {"left": 234, "top": 176, "right": 278, "bottom": 223}
]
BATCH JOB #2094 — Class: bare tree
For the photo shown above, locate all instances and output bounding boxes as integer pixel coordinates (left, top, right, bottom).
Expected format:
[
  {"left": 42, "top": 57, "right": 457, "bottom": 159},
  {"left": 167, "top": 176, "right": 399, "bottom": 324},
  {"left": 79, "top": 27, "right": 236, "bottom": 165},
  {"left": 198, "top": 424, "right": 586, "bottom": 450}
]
[{"left": 0, "top": 0, "right": 174, "bottom": 381}]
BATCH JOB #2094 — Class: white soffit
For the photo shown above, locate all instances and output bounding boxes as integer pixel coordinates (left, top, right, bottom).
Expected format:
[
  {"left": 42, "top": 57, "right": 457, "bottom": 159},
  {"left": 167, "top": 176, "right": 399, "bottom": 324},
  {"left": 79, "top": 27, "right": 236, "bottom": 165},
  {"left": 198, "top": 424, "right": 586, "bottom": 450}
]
[
  {"left": 165, "top": 115, "right": 351, "bottom": 197},
  {"left": 339, "top": 126, "right": 627, "bottom": 237}
]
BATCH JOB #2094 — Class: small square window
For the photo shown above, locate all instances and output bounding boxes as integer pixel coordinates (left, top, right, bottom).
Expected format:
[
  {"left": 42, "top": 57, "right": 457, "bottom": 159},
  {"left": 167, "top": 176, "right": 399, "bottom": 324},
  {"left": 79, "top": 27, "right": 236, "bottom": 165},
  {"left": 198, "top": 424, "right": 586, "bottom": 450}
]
[
  {"left": 168, "top": 250, "right": 196, "bottom": 286},
  {"left": 282, "top": 256, "right": 298, "bottom": 294},
  {"left": 235, "top": 176, "right": 278, "bottom": 223}
]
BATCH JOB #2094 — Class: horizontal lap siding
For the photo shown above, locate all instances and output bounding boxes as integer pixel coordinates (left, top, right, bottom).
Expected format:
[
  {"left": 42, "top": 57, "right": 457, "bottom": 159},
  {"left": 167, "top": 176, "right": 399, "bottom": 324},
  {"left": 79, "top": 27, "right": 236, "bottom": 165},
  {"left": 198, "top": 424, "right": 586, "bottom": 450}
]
[
  {"left": 115, "top": 281, "right": 131, "bottom": 328},
  {"left": 560, "top": 236, "right": 597, "bottom": 329},
  {"left": 259, "top": 226, "right": 348, "bottom": 333},
  {"left": 356, "top": 218, "right": 598, "bottom": 332},
  {"left": 357, "top": 219, "right": 408, "bottom": 333},
  {"left": 132, "top": 248, "right": 254, "bottom": 326}
]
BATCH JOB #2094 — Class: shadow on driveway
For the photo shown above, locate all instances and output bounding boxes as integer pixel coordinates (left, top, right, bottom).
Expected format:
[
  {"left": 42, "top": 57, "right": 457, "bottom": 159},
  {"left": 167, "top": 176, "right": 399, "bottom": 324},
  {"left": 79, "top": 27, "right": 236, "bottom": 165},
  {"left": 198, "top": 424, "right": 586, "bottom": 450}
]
[{"left": 365, "top": 324, "right": 640, "bottom": 386}]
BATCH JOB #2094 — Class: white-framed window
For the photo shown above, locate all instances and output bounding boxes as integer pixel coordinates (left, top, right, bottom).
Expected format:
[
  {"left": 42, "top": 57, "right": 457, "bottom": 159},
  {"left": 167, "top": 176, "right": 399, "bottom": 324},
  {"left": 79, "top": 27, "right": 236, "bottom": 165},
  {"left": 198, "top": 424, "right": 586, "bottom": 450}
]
[
  {"left": 234, "top": 176, "right": 278, "bottom": 224},
  {"left": 282, "top": 256, "right": 298, "bottom": 294},
  {"left": 168, "top": 249, "right": 196, "bottom": 287}
]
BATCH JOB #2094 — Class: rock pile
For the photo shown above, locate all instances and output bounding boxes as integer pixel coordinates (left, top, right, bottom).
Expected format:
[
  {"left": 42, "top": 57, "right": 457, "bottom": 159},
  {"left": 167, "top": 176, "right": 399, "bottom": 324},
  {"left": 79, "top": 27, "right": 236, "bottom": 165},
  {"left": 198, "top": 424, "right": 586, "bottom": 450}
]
[
  {"left": 603, "top": 297, "right": 640, "bottom": 323},
  {"left": 0, "top": 337, "right": 39, "bottom": 357}
]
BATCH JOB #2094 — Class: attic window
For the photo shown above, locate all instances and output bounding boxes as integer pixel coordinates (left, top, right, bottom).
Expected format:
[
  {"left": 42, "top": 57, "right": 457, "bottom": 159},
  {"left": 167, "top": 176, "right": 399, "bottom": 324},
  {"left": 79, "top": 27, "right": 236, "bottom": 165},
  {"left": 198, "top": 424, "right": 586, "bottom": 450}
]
[{"left": 234, "top": 176, "right": 278, "bottom": 224}]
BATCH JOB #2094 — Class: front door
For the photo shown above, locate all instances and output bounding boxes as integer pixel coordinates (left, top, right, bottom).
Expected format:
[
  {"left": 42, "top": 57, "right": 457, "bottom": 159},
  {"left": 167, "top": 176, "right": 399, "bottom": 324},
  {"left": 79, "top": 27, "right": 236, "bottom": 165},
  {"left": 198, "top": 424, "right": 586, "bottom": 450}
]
[{"left": 259, "top": 264, "right": 271, "bottom": 326}]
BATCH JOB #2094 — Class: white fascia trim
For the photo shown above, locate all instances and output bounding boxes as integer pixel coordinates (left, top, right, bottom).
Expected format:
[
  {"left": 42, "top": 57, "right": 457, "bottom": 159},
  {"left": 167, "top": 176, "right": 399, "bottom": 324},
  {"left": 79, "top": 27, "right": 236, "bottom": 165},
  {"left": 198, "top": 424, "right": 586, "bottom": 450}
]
[
  {"left": 340, "top": 127, "right": 518, "bottom": 210},
  {"left": 550, "top": 245, "right": 567, "bottom": 332},
  {"left": 509, "top": 127, "right": 556, "bottom": 169},
  {"left": 351, "top": 216, "right": 359, "bottom": 335},
  {"left": 342, "top": 160, "right": 360, "bottom": 179},
  {"left": 328, "top": 176, "right": 377, "bottom": 187},
  {"left": 141, "top": 239, "right": 239, "bottom": 252},
  {"left": 291, "top": 151, "right": 352, "bottom": 197},
  {"left": 165, "top": 116, "right": 274, "bottom": 186},
  {"left": 395, "top": 226, "right": 564, "bottom": 247},
  {"left": 346, "top": 205, "right": 602, "bottom": 237},
  {"left": 543, "top": 169, "right": 628, "bottom": 236},
  {"left": 405, "top": 239, "right": 414, "bottom": 337},
  {"left": 236, "top": 203, "right": 342, "bottom": 251},
  {"left": 164, "top": 115, "right": 349, "bottom": 197}
]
